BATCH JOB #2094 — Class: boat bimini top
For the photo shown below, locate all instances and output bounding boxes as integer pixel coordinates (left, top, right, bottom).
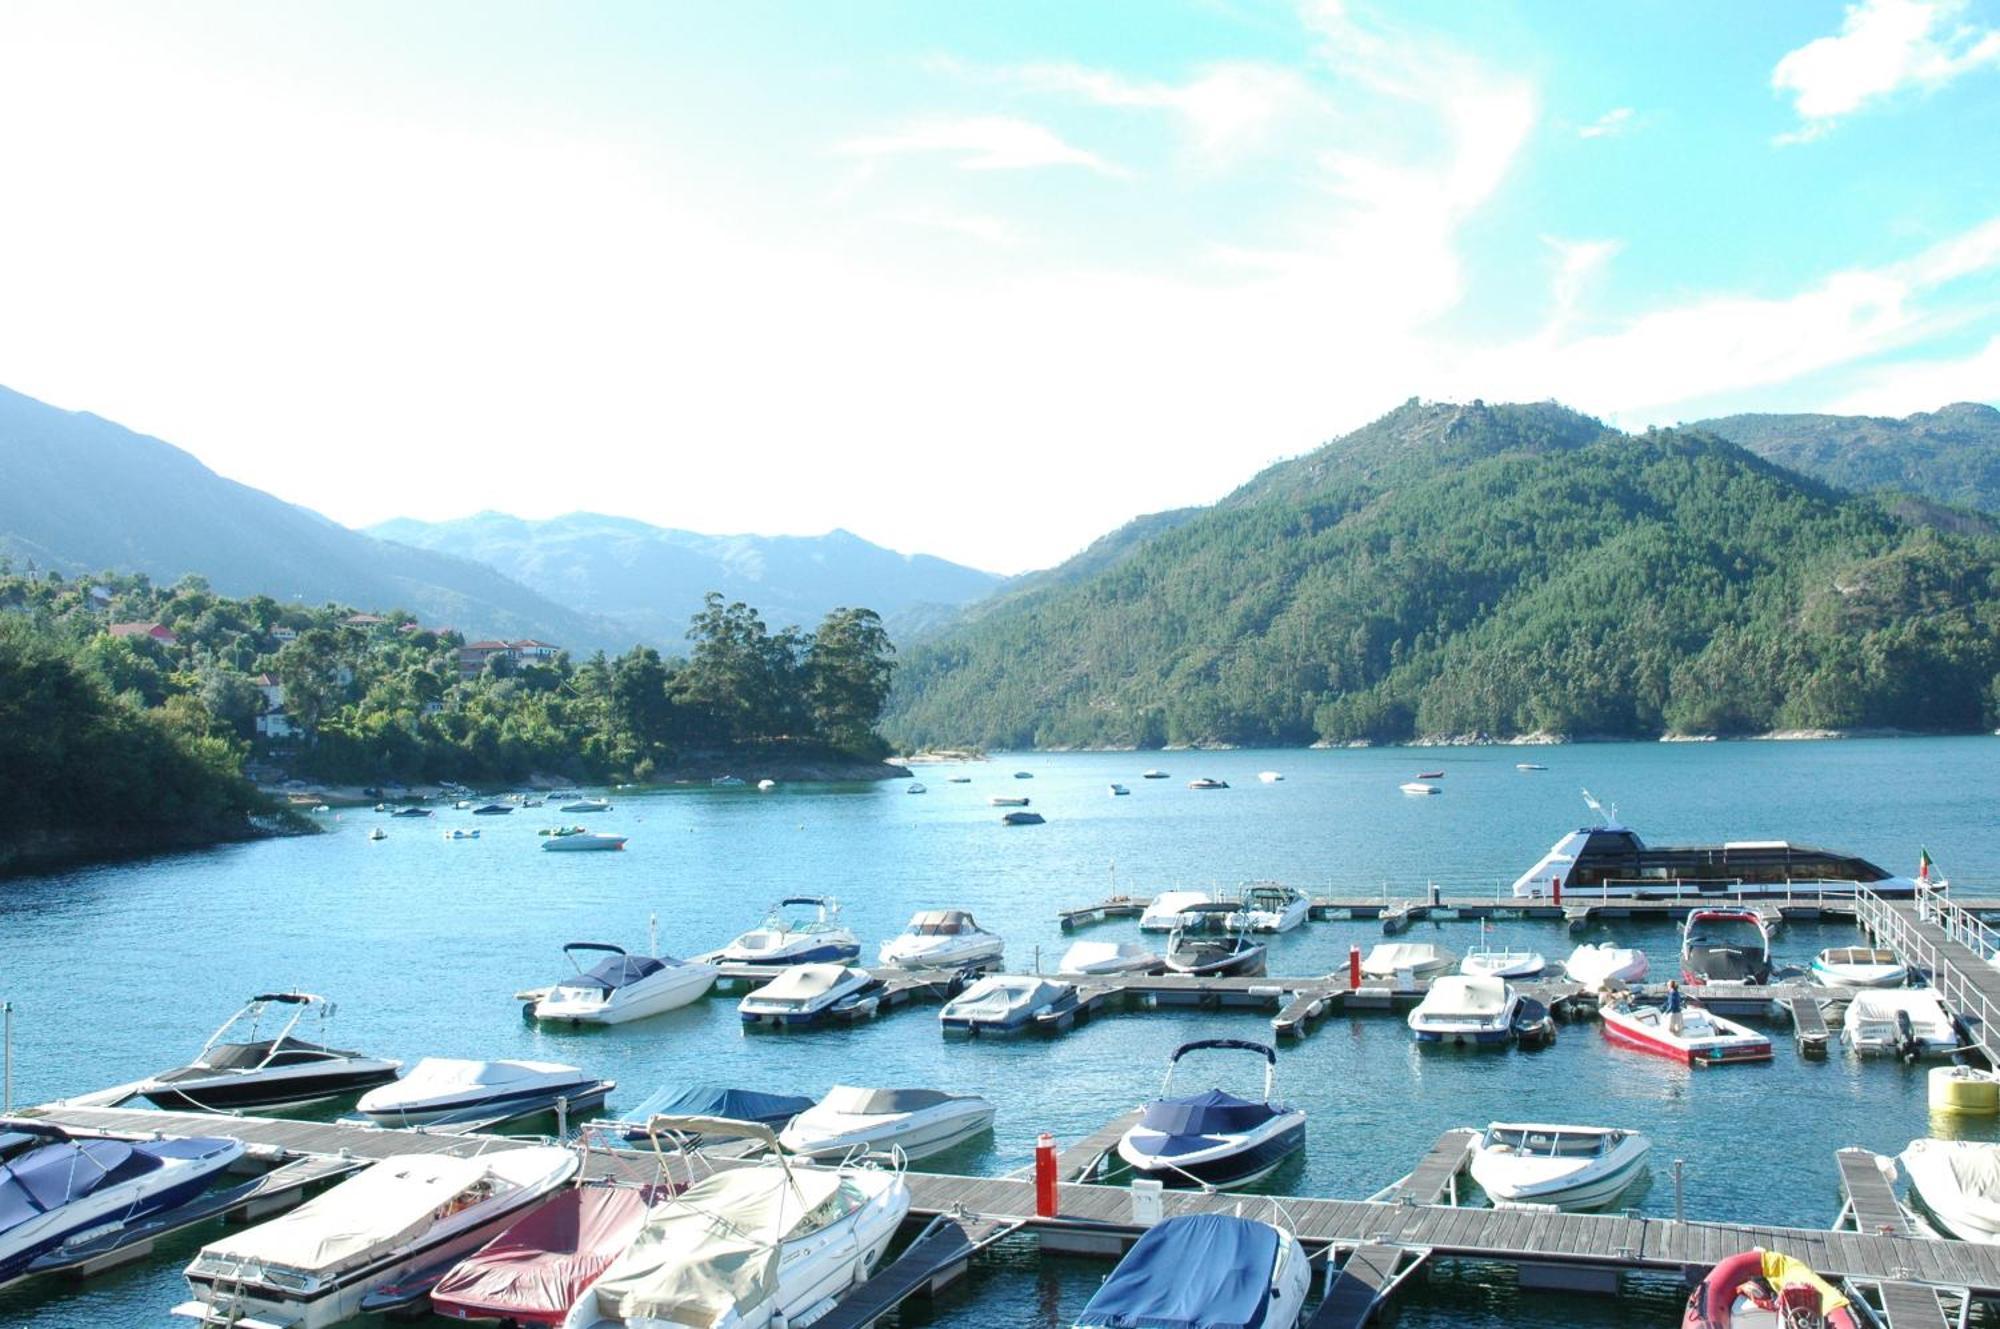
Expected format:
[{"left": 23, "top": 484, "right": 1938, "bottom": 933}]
[
  {"left": 1138, "top": 1040, "right": 1284, "bottom": 1136},
  {"left": 559, "top": 943, "right": 671, "bottom": 994}
]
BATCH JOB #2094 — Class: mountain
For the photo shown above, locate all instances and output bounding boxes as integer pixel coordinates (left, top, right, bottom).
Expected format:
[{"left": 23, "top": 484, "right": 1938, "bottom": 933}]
[
  {"left": 884, "top": 399, "right": 2000, "bottom": 749},
  {"left": 366, "top": 511, "right": 1003, "bottom": 645},
  {"left": 1697, "top": 402, "right": 2000, "bottom": 515},
  {"left": 0, "top": 385, "right": 624, "bottom": 649}
]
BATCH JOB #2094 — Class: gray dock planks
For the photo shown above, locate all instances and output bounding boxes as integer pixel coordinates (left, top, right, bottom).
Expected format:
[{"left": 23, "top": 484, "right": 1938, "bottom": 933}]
[
  {"left": 1837, "top": 1148, "right": 1917, "bottom": 1238},
  {"left": 1381, "top": 1129, "right": 1478, "bottom": 1207},
  {"left": 1056, "top": 1109, "right": 1143, "bottom": 1182},
  {"left": 1876, "top": 1280, "right": 1952, "bottom": 1329},
  {"left": 813, "top": 1214, "right": 1020, "bottom": 1329},
  {"left": 1307, "top": 1243, "right": 1410, "bottom": 1329}
]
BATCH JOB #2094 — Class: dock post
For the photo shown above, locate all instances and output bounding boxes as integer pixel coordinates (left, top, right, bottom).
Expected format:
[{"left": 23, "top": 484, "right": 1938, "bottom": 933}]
[
  {"left": 1673, "top": 1158, "right": 1685, "bottom": 1225},
  {"left": 1349, "top": 946, "right": 1361, "bottom": 989},
  {"left": 556, "top": 1095, "right": 569, "bottom": 1138},
  {"left": 1035, "top": 1133, "right": 1059, "bottom": 1217}
]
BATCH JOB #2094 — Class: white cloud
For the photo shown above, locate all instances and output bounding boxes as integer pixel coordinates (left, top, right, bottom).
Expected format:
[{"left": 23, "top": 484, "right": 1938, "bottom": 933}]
[
  {"left": 1578, "top": 107, "right": 1634, "bottom": 139},
  {"left": 1826, "top": 334, "right": 2000, "bottom": 415},
  {"left": 1543, "top": 237, "right": 1621, "bottom": 334},
  {"left": 1008, "top": 60, "right": 1318, "bottom": 162},
  {"left": 834, "top": 116, "right": 1121, "bottom": 174},
  {"left": 1773, "top": 0, "right": 2000, "bottom": 138}
]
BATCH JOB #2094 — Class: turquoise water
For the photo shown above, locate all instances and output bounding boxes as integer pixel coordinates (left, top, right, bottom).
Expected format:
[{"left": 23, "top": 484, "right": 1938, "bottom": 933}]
[{"left": 4, "top": 739, "right": 2000, "bottom": 1327}]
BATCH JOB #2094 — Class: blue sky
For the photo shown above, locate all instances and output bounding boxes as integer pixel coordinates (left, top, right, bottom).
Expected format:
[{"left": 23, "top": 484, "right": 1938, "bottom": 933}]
[{"left": 1, "top": 1, "right": 1997, "bottom": 573}]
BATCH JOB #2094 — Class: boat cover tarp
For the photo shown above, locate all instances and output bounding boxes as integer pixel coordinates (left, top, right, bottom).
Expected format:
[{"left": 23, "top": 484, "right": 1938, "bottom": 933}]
[
  {"left": 1136, "top": 1089, "right": 1277, "bottom": 1142},
  {"left": 819, "top": 1086, "right": 956, "bottom": 1115},
  {"left": 1077, "top": 1214, "right": 1278, "bottom": 1329},
  {"left": 749, "top": 966, "right": 859, "bottom": 1002},
  {"left": 1363, "top": 944, "right": 1445, "bottom": 972},
  {"left": 593, "top": 1166, "right": 846, "bottom": 1323},
  {"left": 619, "top": 1085, "right": 813, "bottom": 1133},
  {"left": 944, "top": 978, "right": 1066, "bottom": 1020},
  {"left": 0, "top": 1140, "right": 142, "bottom": 1232},
  {"left": 1418, "top": 976, "right": 1508, "bottom": 1016},
  {"left": 576, "top": 954, "right": 667, "bottom": 990},
  {"left": 1913, "top": 1139, "right": 2000, "bottom": 1216},
  {"left": 200, "top": 1154, "right": 489, "bottom": 1275},
  {"left": 431, "top": 1185, "right": 649, "bottom": 1319}
]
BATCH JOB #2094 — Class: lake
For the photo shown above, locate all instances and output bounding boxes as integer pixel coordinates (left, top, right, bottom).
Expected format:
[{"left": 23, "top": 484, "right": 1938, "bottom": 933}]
[{"left": 4, "top": 738, "right": 1999, "bottom": 1327}]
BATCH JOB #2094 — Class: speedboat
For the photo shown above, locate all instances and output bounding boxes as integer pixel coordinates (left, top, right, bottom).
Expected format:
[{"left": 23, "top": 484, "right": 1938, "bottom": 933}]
[
  {"left": 1226, "top": 882, "right": 1309, "bottom": 933},
  {"left": 1469, "top": 1123, "right": 1650, "bottom": 1211},
  {"left": 1073, "top": 1213, "right": 1309, "bottom": 1329},
  {"left": 1187, "top": 777, "right": 1228, "bottom": 790},
  {"left": 938, "top": 975, "right": 1078, "bottom": 1035},
  {"left": 1418, "top": 770, "right": 1444, "bottom": 779},
  {"left": 946, "top": 775, "right": 971, "bottom": 783},
  {"left": 1510, "top": 791, "right": 1916, "bottom": 898},
  {"left": 176, "top": 1147, "right": 578, "bottom": 1329},
  {"left": 472, "top": 803, "right": 513, "bottom": 816},
  {"left": 737, "top": 964, "right": 881, "bottom": 1026},
  {"left": 0, "top": 1136, "right": 246, "bottom": 1283},
  {"left": 393, "top": 806, "right": 434, "bottom": 818},
  {"left": 1842, "top": 990, "right": 1958, "bottom": 1060},
  {"left": 1682, "top": 909, "right": 1773, "bottom": 985},
  {"left": 1461, "top": 947, "right": 1547, "bottom": 979},
  {"left": 1811, "top": 947, "right": 1908, "bottom": 987},
  {"left": 541, "top": 833, "right": 627, "bottom": 852},
  {"left": 1164, "top": 904, "right": 1267, "bottom": 977},
  {"left": 1058, "top": 940, "right": 1161, "bottom": 976},
  {"left": 445, "top": 828, "right": 482, "bottom": 840},
  {"left": 1001, "top": 810, "right": 1046, "bottom": 825},
  {"left": 1013, "top": 770, "right": 1033, "bottom": 779},
  {"left": 531, "top": 942, "right": 717, "bottom": 1025},
  {"left": 757, "top": 779, "right": 777, "bottom": 791},
  {"left": 1109, "top": 783, "right": 1130, "bottom": 796},
  {"left": 368, "top": 827, "right": 387, "bottom": 841},
  {"left": 1141, "top": 769, "right": 1169, "bottom": 779},
  {"left": 778, "top": 1086, "right": 995, "bottom": 1161},
  {"left": 1900, "top": 1138, "right": 2000, "bottom": 1243},
  {"left": 1564, "top": 943, "right": 1649, "bottom": 986},
  {"left": 1138, "top": 890, "right": 1211, "bottom": 932},
  {"left": 1360, "top": 942, "right": 1455, "bottom": 981},
  {"left": 712, "top": 775, "right": 746, "bottom": 788},
  {"left": 1516, "top": 762, "right": 1547, "bottom": 771},
  {"left": 432, "top": 1183, "right": 652, "bottom": 1326},
  {"left": 1258, "top": 771, "right": 1283, "bottom": 782},
  {"left": 1683, "top": 1249, "right": 1861, "bottom": 1328},
  {"left": 1400, "top": 781, "right": 1440, "bottom": 795},
  {"left": 592, "top": 1084, "right": 814, "bottom": 1146},
  {"left": 1116, "top": 1040, "right": 1306, "bottom": 1190},
  {"left": 356, "top": 1059, "right": 611, "bottom": 1127},
  {"left": 577, "top": 1118, "right": 910, "bottom": 1329},
  {"left": 139, "top": 992, "right": 401, "bottom": 1110},
  {"left": 1408, "top": 975, "right": 1521, "bottom": 1046},
  {"left": 715, "top": 897, "right": 861, "bottom": 966},
  {"left": 878, "top": 910, "right": 1003, "bottom": 969},
  {"left": 989, "top": 795, "right": 1031, "bottom": 807},
  {"left": 561, "top": 799, "right": 612, "bottom": 814},
  {"left": 1599, "top": 997, "right": 1771, "bottom": 1066},
  {"left": 906, "top": 782, "right": 926, "bottom": 794}
]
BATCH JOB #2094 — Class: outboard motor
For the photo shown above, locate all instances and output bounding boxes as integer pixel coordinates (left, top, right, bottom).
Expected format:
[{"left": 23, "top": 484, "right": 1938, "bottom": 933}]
[{"left": 1896, "top": 1008, "right": 1921, "bottom": 1063}]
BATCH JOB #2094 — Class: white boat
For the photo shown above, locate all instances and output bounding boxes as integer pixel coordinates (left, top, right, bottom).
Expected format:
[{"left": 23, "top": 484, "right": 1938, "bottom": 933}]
[
  {"left": 575, "top": 1117, "right": 910, "bottom": 1329},
  {"left": 1469, "top": 1123, "right": 1651, "bottom": 1211},
  {"left": 138, "top": 992, "right": 401, "bottom": 1111},
  {"left": 1188, "top": 777, "right": 1228, "bottom": 790},
  {"left": 1681, "top": 908, "right": 1773, "bottom": 985},
  {"left": 989, "top": 795, "right": 1030, "bottom": 807},
  {"left": 367, "top": 827, "right": 386, "bottom": 841},
  {"left": 946, "top": 776, "right": 971, "bottom": 783},
  {"left": 1598, "top": 998, "right": 1771, "bottom": 1066},
  {"left": 356, "top": 1059, "right": 609, "bottom": 1127},
  {"left": 737, "top": 964, "right": 880, "bottom": 1027},
  {"left": 445, "top": 828, "right": 481, "bottom": 840},
  {"left": 1108, "top": 783, "right": 1130, "bottom": 796},
  {"left": 0, "top": 1136, "right": 246, "bottom": 1284},
  {"left": 1461, "top": 949, "right": 1547, "bottom": 979},
  {"left": 1164, "top": 904, "right": 1267, "bottom": 977},
  {"left": 778, "top": 1086, "right": 996, "bottom": 1161},
  {"left": 1563, "top": 943, "right": 1649, "bottom": 987},
  {"left": 1901, "top": 1138, "right": 2000, "bottom": 1243},
  {"left": 877, "top": 910, "right": 1003, "bottom": 970},
  {"left": 1400, "top": 781, "right": 1440, "bottom": 795},
  {"left": 938, "top": 976, "right": 1078, "bottom": 1035},
  {"left": 1141, "top": 769, "right": 1169, "bottom": 779},
  {"left": 1812, "top": 946, "right": 1908, "bottom": 988},
  {"left": 1116, "top": 1040, "right": 1306, "bottom": 1190},
  {"left": 1408, "top": 975, "right": 1520, "bottom": 1046},
  {"left": 1516, "top": 763, "right": 1547, "bottom": 771},
  {"left": 1257, "top": 771, "right": 1283, "bottom": 783},
  {"left": 541, "top": 832, "right": 627, "bottom": 852},
  {"left": 1137, "top": 890, "right": 1212, "bottom": 932},
  {"left": 756, "top": 778, "right": 777, "bottom": 791},
  {"left": 1057, "top": 940, "right": 1161, "bottom": 976},
  {"left": 1226, "top": 882, "right": 1309, "bottom": 933},
  {"left": 906, "top": 782, "right": 927, "bottom": 794},
  {"left": 1073, "top": 1213, "right": 1309, "bottom": 1329},
  {"left": 177, "top": 1147, "right": 578, "bottom": 1329},
  {"left": 712, "top": 775, "right": 746, "bottom": 788},
  {"left": 1842, "top": 990, "right": 1959, "bottom": 1059},
  {"left": 716, "top": 897, "right": 861, "bottom": 966},
  {"left": 1360, "top": 942, "right": 1455, "bottom": 981},
  {"left": 561, "top": 799, "right": 612, "bottom": 814},
  {"left": 531, "top": 941, "right": 718, "bottom": 1025}
]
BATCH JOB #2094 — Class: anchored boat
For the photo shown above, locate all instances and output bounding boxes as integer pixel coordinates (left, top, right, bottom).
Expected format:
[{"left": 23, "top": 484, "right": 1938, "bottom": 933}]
[
  {"left": 1408, "top": 975, "right": 1521, "bottom": 1046},
  {"left": 0, "top": 1136, "right": 246, "bottom": 1284},
  {"left": 1116, "top": 1040, "right": 1306, "bottom": 1190},
  {"left": 356, "top": 1059, "right": 611, "bottom": 1128},
  {"left": 1842, "top": 990, "right": 1959, "bottom": 1060},
  {"left": 1058, "top": 940, "right": 1162, "bottom": 976},
  {"left": 138, "top": 992, "right": 401, "bottom": 1111},
  {"left": 1469, "top": 1122, "right": 1650, "bottom": 1211},
  {"left": 1682, "top": 909, "right": 1774, "bottom": 985},
  {"left": 1599, "top": 997, "right": 1771, "bottom": 1066},
  {"left": 878, "top": 910, "right": 1004, "bottom": 970},
  {"left": 431, "top": 1181, "right": 653, "bottom": 1326},
  {"left": 1138, "top": 890, "right": 1211, "bottom": 932},
  {"left": 1226, "top": 882, "right": 1310, "bottom": 933},
  {"left": 1564, "top": 943, "right": 1649, "bottom": 987},
  {"left": 1073, "top": 1213, "right": 1309, "bottom": 1329},
  {"left": 938, "top": 975, "right": 1078, "bottom": 1035},
  {"left": 778, "top": 1086, "right": 995, "bottom": 1161},
  {"left": 737, "top": 964, "right": 881, "bottom": 1027},
  {"left": 530, "top": 938, "right": 717, "bottom": 1025},
  {"left": 1164, "top": 903, "right": 1267, "bottom": 977},
  {"left": 715, "top": 897, "right": 861, "bottom": 966},
  {"left": 1811, "top": 947, "right": 1908, "bottom": 988},
  {"left": 1360, "top": 942, "right": 1456, "bottom": 981},
  {"left": 1900, "top": 1138, "right": 2000, "bottom": 1243}
]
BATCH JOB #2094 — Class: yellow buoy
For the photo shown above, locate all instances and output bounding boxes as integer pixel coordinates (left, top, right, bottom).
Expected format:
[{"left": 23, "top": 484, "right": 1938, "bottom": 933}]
[{"left": 1930, "top": 1064, "right": 2000, "bottom": 1114}]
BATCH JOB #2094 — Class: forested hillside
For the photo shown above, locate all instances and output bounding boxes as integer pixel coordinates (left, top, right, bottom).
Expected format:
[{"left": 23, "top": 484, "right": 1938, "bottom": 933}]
[
  {"left": 1699, "top": 403, "right": 2000, "bottom": 516},
  {"left": 885, "top": 400, "right": 2000, "bottom": 749}
]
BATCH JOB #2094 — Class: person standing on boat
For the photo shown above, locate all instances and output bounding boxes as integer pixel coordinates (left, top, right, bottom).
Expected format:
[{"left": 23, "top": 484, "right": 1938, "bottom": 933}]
[{"left": 1665, "top": 979, "right": 1684, "bottom": 1035}]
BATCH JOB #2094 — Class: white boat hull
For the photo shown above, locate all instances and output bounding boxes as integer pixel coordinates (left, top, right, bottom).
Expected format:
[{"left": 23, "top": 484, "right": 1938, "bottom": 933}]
[
  {"left": 878, "top": 938, "right": 1003, "bottom": 970},
  {"left": 782, "top": 1103, "right": 996, "bottom": 1162},
  {"left": 533, "top": 965, "right": 718, "bottom": 1025}
]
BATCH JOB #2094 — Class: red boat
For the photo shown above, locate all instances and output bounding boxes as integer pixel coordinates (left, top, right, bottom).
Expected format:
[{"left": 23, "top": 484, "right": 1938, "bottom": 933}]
[
  {"left": 431, "top": 1183, "right": 653, "bottom": 1325},
  {"left": 1599, "top": 997, "right": 1771, "bottom": 1066},
  {"left": 1685, "top": 1248, "right": 1860, "bottom": 1328}
]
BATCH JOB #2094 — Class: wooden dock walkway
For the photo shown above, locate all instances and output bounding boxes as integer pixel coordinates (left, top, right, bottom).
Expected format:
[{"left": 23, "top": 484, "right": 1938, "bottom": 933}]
[
  {"left": 1055, "top": 1108, "right": 1143, "bottom": 1182},
  {"left": 1371, "top": 1129, "right": 1478, "bottom": 1207},
  {"left": 1837, "top": 1148, "right": 1920, "bottom": 1238},
  {"left": 1856, "top": 891, "right": 2000, "bottom": 1065},
  {"left": 1788, "top": 993, "right": 1833, "bottom": 1056},
  {"left": 1874, "top": 1279, "right": 1953, "bottom": 1329},
  {"left": 1305, "top": 1244, "right": 1426, "bottom": 1329},
  {"left": 812, "top": 1213, "right": 1022, "bottom": 1329}
]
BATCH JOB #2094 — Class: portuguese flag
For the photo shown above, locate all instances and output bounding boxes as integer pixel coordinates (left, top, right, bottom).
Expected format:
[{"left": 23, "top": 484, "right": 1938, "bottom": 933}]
[{"left": 1919, "top": 847, "right": 1935, "bottom": 882}]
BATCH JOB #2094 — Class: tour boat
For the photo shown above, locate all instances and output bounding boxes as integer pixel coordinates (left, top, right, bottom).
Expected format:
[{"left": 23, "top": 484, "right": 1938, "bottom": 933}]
[
  {"left": 1116, "top": 1040, "right": 1306, "bottom": 1190},
  {"left": 1399, "top": 781, "right": 1440, "bottom": 795},
  {"left": 1058, "top": 940, "right": 1162, "bottom": 976},
  {"left": 715, "top": 897, "right": 861, "bottom": 966},
  {"left": 1408, "top": 975, "right": 1521, "bottom": 1046},
  {"left": 561, "top": 799, "right": 612, "bottom": 814},
  {"left": 357, "top": 1059, "right": 611, "bottom": 1128},
  {"left": 1469, "top": 1123, "right": 1650, "bottom": 1211},
  {"left": 176, "top": 1147, "right": 578, "bottom": 1329},
  {"left": 1563, "top": 943, "right": 1649, "bottom": 986},
  {"left": 1001, "top": 810, "right": 1046, "bottom": 825},
  {"left": 1226, "top": 882, "right": 1310, "bottom": 933},
  {"left": 737, "top": 964, "right": 881, "bottom": 1027},
  {"left": 778, "top": 1086, "right": 996, "bottom": 1161},
  {"left": 1811, "top": 947, "right": 1908, "bottom": 988},
  {"left": 877, "top": 910, "right": 1004, "bottom": 969},
  {"left": 541, "top": 833, "right": 627, "bottom": 852},
  {"left": 1682, "top": 909, "right": 1773, "bottom": 985},
  {"left": 1164, "top": 903, "right": 1268, "bottom": 977},
  {"left": 1138, "top": 890, "right": 1212, "bottom": 932},
  {"left": 1599, "top": 998, "right": 1771, "bottom": 1066},
  {"left": 530, "top": 941, "right": 718, "bottom": 1025},
  {"left": 1899, "top": 1138, "right": 2000, "bottom": 1243},
  {"left": 1360, "top": 942, "right": 1456, "bottom": 981},
  {"left": 593, "top": 1084, "right": 814, "bottom": 1146},
  {"left": 938, "top": 975, "right": 1078, "bottom": 1035},
  {"left": 1141, "top": 769, "right": 1169, "bottom": 779},
  {"left": 1841, "top": 990, "right": 1959, "bottom": 1060},
  {"left": 431, "top": 1182, "right": 652, "bottom": 1326},
  {"left": 1073, "top": 1214, "right": 1309, "bottom": 1329},
  {"left": 1683, "top": 1249, "right": 1861, "bottom": 1328},
  {"left": 1187, "top": 777, "right": 1228, "bottom": 790},
  {"left": 139, "top": 992, "right": 402, "bottom": 1110},
  {"left": 0, "top": 1136, "right": 246, "bottom": 1284}
]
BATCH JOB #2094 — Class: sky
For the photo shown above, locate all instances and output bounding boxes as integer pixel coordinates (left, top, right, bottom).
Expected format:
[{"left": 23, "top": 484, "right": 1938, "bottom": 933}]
[{"left": 1, "top": 1, "right": 1998, "bottom": 575}]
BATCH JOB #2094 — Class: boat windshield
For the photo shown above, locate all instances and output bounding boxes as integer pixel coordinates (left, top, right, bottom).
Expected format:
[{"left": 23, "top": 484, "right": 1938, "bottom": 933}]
[
  {"left": 1486, "top": 1128, "right": 1609, "bottom": 1158},
  {"left": 907, "top": 911, "right": 975, "bottom": 936},
  {"left": 819, "top": 1086, "right": 956, "bottom": 1115}
]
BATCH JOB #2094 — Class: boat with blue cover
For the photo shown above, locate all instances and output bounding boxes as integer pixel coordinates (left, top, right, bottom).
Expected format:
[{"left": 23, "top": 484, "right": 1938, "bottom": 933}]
[
  {"left": 593, "top": 1084, "right": 816, "bottom": 1145},
  {"left": 1116, "top": 1040, "right": 1306, "bottom": 1190},
  {"left": 1072, "top": 1212, "right": 1309, "bottom": 1329},
  {"left": 530, "top": 941, "right": 717, "bottom": 1025},
  {"left": 1, "top": 1135, "right": 246, "bottom": 1284}
]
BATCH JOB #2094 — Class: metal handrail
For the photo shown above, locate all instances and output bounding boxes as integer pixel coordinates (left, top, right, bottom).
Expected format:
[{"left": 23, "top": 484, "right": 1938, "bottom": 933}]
[{"left": 1854, "top": 887, "right": 2000, "bottom": 1064}]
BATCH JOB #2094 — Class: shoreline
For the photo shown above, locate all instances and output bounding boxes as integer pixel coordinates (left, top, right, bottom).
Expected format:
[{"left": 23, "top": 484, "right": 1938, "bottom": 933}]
[{"left": 904, "top": 726, "right": 1988, "bottom": 756}]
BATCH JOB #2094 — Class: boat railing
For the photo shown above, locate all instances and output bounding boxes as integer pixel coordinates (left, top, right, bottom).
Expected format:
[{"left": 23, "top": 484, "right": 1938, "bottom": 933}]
[{"left": 1855, "top": 886, "right": 2000, "bottom": 1064}]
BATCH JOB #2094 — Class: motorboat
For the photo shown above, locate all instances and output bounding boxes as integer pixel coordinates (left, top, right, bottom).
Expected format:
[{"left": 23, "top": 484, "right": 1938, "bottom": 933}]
[
  {"left": 712, "top": 775, "right": 746, "bottom": 788},
  {"left": 368, "top": 827, "right": 387, "bottom": 841},
  {"left": 716, "top": 897, "right": 861, "bottom": 966},
  {"left": 531, "top": 941, "right": 718, "bottom": 1025},
  {"left": 1141, "top": 769, "right": 1169, "bottom": 779},
  {"left": 1400, "top": 781, "right": 1440, "bottom": 795},
  {"left": 1510, "top": 791, "right": 1916, "bottom": 899},
  {"left": 139, "top": 992, "right": 401, "bottom": 1110},
  {"left": 541, "top": 825, "right": 589, "bottom": 837},
  {"left": 989, "top": 795, "right": 1031, "bottom": 807},
  {"left": 1563, "top": 943, "right": 1649, "bottom": 987},
  {"left": 737, "top": 964, "right": 881, "bottom": 1027},
  {"left": 1187, "top": 777, "right": 1228, "bottom": 790},
  {"left": 1811, "top": 947, "right": 1908, "bottom": 988},
  {"left": 445, "top": 828, "right": 482, "bottom": 840},
  {"left": 592, "top": 1084, "right": 815, "bottom": 1146},
  {"left": 1461, "top": 948, "right": 1547, "bottom": 979},
  {"left": 1226, "top": 882, "right": 1310, "bottom": 933},
  {"left": 1360, "top": 942, "right": 1455, "bottom": 981},
  {"left": 1517, "top": 763, "right": 1548, "bottom": 771},
  {"left": 472, "top": 803, "right": 513, "bottom": 816},
  {"left": 392, "top": 806, "right": 434, "bottom": 818},
  {"left": 356, "top": 1059, "right": 611, "bottom": 1128},
  {"left": 1057, "top": 940, "right": 1162, "bottom": 976},
  {"left": 1408, "top": 975, "right": 1521, "bottom": 1046},
  {"left": 1682, "top": 909, "right": 1773, "bottom": 985},
  {"left": 778, "top": 1086, "right": 996, "bottom": 1161},
  {"left": 431, "top": 1183, "right": 652, "bottom": 1326},
  {"left": 1116, "top": 1040, "right": 1306, "bottom": 1190},
  {"left": 1109, "top": 783, "right": 1130, "bottom": 796},
  {"left": 542, "top": 833, "right": 627, "bottom": 852},
  {"left": 1469, "top": 1123, "right": 1650, "bottom": 1211},
  {"left": 1900, "top": 1138, "right": 2000, "bottom": 1243},
  {"left": 906, "top": 782, "right": 926, "bottom": 794},
  {"left": 578, "top": 1117, "right": 910, "bottom": 1329},
  {"left": 878, "top": 910, "right": 1004, "bottom": 970},
  {"left": 176, "top": 1147, "right": 578, "bottom": 1329},
  {"left": 1138, "top": 890, "right": 1211, "bottom": 932},
  {"left": 1512, "top": 997, "right": 1558, "bottom": 1049},
  {"left": 1417, "top": 770, "right": 1445, "bottom": 779},
  {"left": 561, "top": 799, "right": 612, "bottom": 814},
  {"left": 946, "top": 775, "right": 972, "bottom": 783},
  {"left": 938, "top": 976, "right": 1077, "bottom": 1035},
  {"left": 1599, "top": 997, "right": 1771, "bottom": 1066},
  {"left": 1258, "top": 771, "right": 1283, "bottom": 783},
  {"left": 1001, "top": 810, "right": 1046, "bottom": 825},
  {"left": 1683, "top": 1249, "right": 1861, "bottom": 1328},
  {"left": 0, "top": 1135, "right": 246, "bottom": 1283},
  {"left": 1842, "top": 990, "right": 1958, "bottom": 1060},
  {"left": 1073, "top": 1213, "right": 1309, "bottom": 1329},
  {"left": 1013, "top": 770, "right": 1033, "bottom": 779},
  {"left": 757, "top": 779, "right": 777, "bottom": 791},
  {"left": 1164, "top": 904, "right": 1268, "bottom": 977}
]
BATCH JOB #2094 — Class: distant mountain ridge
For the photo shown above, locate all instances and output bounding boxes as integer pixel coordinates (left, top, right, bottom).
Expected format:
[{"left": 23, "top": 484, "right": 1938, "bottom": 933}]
[{"left": 1696, "top": 402, "right": 2000, "bottom": 515}]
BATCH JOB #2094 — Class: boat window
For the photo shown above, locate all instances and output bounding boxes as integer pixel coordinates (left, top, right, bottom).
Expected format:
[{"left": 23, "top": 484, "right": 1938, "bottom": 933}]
[{"left": 789, "top": 1181, "right": 864, "bottom": 1238}]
